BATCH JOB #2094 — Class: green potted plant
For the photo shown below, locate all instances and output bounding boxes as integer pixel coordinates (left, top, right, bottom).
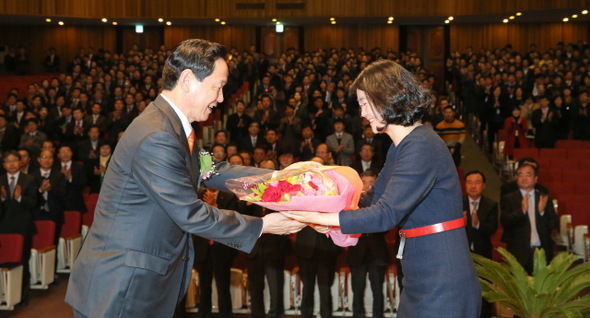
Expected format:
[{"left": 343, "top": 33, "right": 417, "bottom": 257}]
[{"left": 472, "top": 247, "right": 590, "bottom": 318}]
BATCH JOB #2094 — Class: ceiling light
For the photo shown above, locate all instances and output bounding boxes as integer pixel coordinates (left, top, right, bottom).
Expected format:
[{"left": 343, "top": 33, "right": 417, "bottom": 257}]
[
  {"left": 509, "top": 16, "right": 515, "bottom": 19},
  {"left": 272, "top": 18, "right": 277, "bottom": 22},
  {"left": 46, "top": 18, "right": 51, "bottom": 22},
  {"left": 389, "top": 17, "right": 394, "bottom": 21},
  {"left": 387, "top": 20, "right": 393, "bottom": 24},
  {"left": 516, "top": 12, "right": 522, "bottom": 16},
  {"left": 330, "top": 17, "right": 335, "bottom": 21},
  {"left": 448, "top": 16, "right": 453, "bottom": 21},
  {"left": 215, "top": 18, "right": 220, "bottom": 22},
  {"left": 276, "top": 21, "right": 280, "bottom": 25},
  {"left": 445, "top": 20, "right": 449, "bottom": 24},
  {"left": 102, "top": 18, "right": 108, "bottom": 22},
  {"left": 331, "top": 21, "right": 336, "bottom": 24},
  {"left": 563, "top": 17, "right": 569, "bottom": 22},
  {"left": 58, "top": 21, "right": 64, "bottom": 25},
  {"left": 166, "top": 21, "right": 172, "bottom": 25},
  {"left": 572, "top": 14, "right": 578, "bottom": 18},
  {"left": 112, "top": 22, "right": 118, "bottom": 25},
  {"left": 583, "top": 10, "right": 588, "bottom": 15},
  {"left": 221, "top": 21, "right": 226, "bottom": 25},
  {"left": 158, "top": 18, "right": 164, "bottom": 22},
  {"left": 503, "top": 19, "right": 508, "bottom": 23}
]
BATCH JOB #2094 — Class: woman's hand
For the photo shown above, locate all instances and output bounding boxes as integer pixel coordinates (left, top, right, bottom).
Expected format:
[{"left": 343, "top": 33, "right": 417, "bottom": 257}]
[
  {"left": 281, "top": 211, "right": 340, "bottom": 227},
  {"left": 310, "top": 224, "right": 331, "bottom": 234}
]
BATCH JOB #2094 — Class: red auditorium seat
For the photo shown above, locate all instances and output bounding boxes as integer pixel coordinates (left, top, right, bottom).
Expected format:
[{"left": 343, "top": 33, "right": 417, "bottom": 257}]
[
  {"left": 555, "top": 140, "right": 583, "bottom": 149},
  {"left": 83, "top": 193, "right": 99, "bottom": 227},
  {"left": 535, "top": 157, "right": 551, "bottom": 169},
  {"left": 562, "top": 170, "right": 590, "bottom": 185},
  {"left": 570, "top": 202, "right": 590, "bottom": 227},
  {"left": 0, "top": 234, "right": 23, "bottom": 264},
  {"left": 582, "top": 141, "right": 590, "bottom": 149},
  {"left": 566, "top": 149, "right": 590, "bottom": 159},
  {"left": 579, "top": 160, "right": 590, "bottom": 170},
  {"left": 513, "top": 148, "right": 539, "bottom": 161},
  {"left": 550, "top": 159, "right": 580, "bottom": 170},
  {"left": 574, "top": 184, "right": 590, "bottom": 196},
  {"left": 537, "top": 168, "right": 563, "bottom": 183},
  {"left": 545, "top": 182, "right": 576, "bottom": 199},
  {"left": 61, "top": 211, "right": 82, "bottom": 238},
  {"left": 558, "top": 194, "right": 590, "bottom": 216},
  {"left": 539, "top": 148, "right": 564, "bottom": 159},
  {"left": 32, "top": 221, "right": 55, "bottom": 250}
]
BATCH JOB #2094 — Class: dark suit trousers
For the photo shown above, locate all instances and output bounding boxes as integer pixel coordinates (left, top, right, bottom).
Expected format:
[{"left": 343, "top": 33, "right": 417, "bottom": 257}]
[
  {"left": 247, "top": 257, "right": 285, "bottom": 318},
  {"left": 197, "top": 248, "right": 235, "bottom": 318},
  {"left": 349, "top": 259, "right": 386, "bottom": 318},
  {"left": 22, "top": 235, "right": 32, "bottom": 301},
  {"left": 298, "top": 254, "right": 337, "bottom": 318}
]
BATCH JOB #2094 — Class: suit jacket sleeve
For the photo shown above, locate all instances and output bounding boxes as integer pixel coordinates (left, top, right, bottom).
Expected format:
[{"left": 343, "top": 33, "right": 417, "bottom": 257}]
[
  {"left": 478, "top": 199, "right": 498, "bottom": 236},
  {"left": 342, "top": 135, "right": 355, "bottom": 156},
  {"left": 131, "top": 131, "right": 263, "bottom": 253},
  {"left": 19, "top": 177, "right": 38, "bottom": 211},
  {"left": 500, "top": 193, "right": 528, "bottom": 230}
]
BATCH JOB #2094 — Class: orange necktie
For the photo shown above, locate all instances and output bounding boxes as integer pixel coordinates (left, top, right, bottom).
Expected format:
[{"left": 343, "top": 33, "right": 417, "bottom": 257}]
[{"left": 188, "top": 129, "right": 195, "bottom": 154}]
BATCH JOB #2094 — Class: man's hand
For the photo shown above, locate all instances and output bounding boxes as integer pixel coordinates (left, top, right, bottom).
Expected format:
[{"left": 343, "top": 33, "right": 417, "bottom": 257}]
[
  {"left": 472, "top": 210, "right": 480, "bottom": 228},
  {"left": 538, "top": 194, "right": 548, "bottom": 213},
  {"left": 40, "top": 179, "right": 51, "bottom": 192},
  {"left": 522, "top": 193, "right": 529, "bottom": 213},
  {"left": 203, "top": 191, "right": 217, "bottom": 207},
  {"left": 463, "top": 210, "right": 468, "bottom": 223},
  {"left": 94, "top": 166, "right": 101, "bottom": 175},
  {"left": 262, "top": 212, "right": 307, "bottom": 235},
  {"left": 62, "top": 166, "right": 72, "bottom": 180},
  {"left": 450, "top": 148, "right": 455, "bottom": 154},
  {"left": 14, "top": 185, "right": 21, "bottom": 200},
  {"left": 89, "top": 150, "right": 97, "bottom": 159}
]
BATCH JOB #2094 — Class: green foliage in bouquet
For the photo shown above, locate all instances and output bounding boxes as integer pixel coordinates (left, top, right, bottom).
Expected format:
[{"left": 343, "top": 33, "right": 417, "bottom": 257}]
[{"left": 472, "top": 248, "right": 590, "bottom": 318}]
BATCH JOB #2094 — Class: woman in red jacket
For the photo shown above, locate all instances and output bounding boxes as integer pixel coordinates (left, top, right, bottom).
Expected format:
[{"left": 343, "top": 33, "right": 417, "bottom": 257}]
[{"left": 503, "top": 105, "right": 528, "bottom": 157}]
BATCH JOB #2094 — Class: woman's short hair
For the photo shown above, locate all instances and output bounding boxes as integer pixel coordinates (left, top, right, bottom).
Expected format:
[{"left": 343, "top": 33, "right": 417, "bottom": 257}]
[
  {"left": 350, "top": 60, "right": 431, "bottom": 127},
  {"left": 162, "top": 39, "right": 227, "bottom": 90}
]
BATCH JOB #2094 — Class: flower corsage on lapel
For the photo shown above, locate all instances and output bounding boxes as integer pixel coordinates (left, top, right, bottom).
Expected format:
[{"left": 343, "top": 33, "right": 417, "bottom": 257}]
[{"left": 198, "top": 149, "right": 220, "bottom": 188}]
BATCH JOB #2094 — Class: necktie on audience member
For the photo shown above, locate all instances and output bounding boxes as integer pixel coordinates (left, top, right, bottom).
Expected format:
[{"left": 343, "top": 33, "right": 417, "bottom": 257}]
[
  {"left": 527, "top": 192, "right": 540, "bottom": 246},
  {"left": 9, "top": 176, "right": 15, "bottom": 197},
  {"left": 42, "top": 173, "right": 50, "bottom": 211}
]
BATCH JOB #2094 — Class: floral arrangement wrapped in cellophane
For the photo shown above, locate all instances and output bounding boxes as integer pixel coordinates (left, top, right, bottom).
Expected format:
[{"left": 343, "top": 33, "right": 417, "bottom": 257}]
[{"left": 226, "top": 161, "right": 362, "bottom": 247}]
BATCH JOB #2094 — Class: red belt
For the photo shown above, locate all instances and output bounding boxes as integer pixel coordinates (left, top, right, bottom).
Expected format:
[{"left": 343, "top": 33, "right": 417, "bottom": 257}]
[
  {"left": 399, "top": 217, "right": 465, "bottom": 238},
  {"left": 396, "top": 218, "right": 465, "bottom": 259}
]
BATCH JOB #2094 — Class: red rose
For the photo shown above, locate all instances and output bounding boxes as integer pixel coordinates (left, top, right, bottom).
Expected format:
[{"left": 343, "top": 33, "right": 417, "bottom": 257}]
[
  {"left": 261, "top": 185, "right": 284, "bottom": 202},
  {"left": 287, "top": 184, "right": 303, "bottom": 195},
  {"left": 309, "top": 181, "right": 319, "bottom": 191},
  {"left": 277, "top": 180, "right": 293, "bottom": 192}
]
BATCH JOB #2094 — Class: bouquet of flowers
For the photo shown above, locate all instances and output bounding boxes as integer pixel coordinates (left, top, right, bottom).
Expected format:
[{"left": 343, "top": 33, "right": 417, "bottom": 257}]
[{"left": 226, "top": 161, "right": 363, "bottom": 247}]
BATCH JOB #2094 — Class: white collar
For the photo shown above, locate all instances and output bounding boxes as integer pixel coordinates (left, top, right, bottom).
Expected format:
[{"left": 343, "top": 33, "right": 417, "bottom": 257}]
[
  {"left": 62, "top": 160, "right": 72, "bottom": 168},
  {"left": 40, "top": 168, "right": 51, "bottom": 176},
  {"left": 161, "top": 93, "right": 192, "bottom": 138},
  {"left": 520, "top": 188, "right": 535, "bottom": 199},
  {"left": 7, "top": 171, "right": 20, "bottom": 182}
]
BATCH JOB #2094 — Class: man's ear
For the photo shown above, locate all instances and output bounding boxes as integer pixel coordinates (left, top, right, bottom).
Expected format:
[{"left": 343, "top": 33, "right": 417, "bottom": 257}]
[{"left": 178, "top": 69, "right": 194, "bottom": 93}]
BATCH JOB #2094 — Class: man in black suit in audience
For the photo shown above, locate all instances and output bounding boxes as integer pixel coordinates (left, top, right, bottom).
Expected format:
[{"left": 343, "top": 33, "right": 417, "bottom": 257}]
[
  {"left": 193, "top": 186, "right": 240, "bottom": 318},
  {"left": 239, "top": 121, "right": 265, "bottom": 153},
  {"left": 64, "top": 108, "right": 88, "bottom": 151},
  {"left": 31, "top": 149, "right": 67, "bottom": 246},
  {"left": 500, "top": 157, "right": 548, "bottom": 198},
  {"left": 244, "top": 159, "right": 292, "bottom": 318},
  {"left": 531, "top": 95, "right": 556, "bottom": 149},
  {"left": 350, "top": 143, "right": 383, "bottom": 175},
  {"left": 501, "top": 164, "right": 559, "bottom": 275},
  {"left": 347, "top": 169, "right": 389, "bottom": 318},
  {"left": 84, "top": 103, "right": 108, "bottom": 135},
  {"left": 56, "top": 145, "right": 87, "bottom": 214},
  {"left": 299, "top": 126, "right": 321, "bottom": 162},
  {"left": 0, "top": 150, "right": 38, "bottom": 306},
  {"left": 0, "top": 114, "right": 20, "bottom": 152},
  {"left": 355, "top": 125, "right": 383, "bottom": 162},
  {"left": 462, "top": 170, "right": 498, "bottom": 318},
  {"left": 19, "top": 118, "right": 47, "bottom": 161}
]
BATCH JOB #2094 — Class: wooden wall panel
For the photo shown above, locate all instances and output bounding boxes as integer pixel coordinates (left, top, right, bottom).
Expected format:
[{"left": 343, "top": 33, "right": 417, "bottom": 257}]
[
  {"left": 122, "top": 26, "right": 163, "bottom": 53},
  {"left": 450, "top": 22, "right": 590, "bottom": 54},
  {"left": 283, "top": 27, "right": 299, "bottom": 50},
  {"left": 164, "top": 26, "right": 256, "bottom": 52},
  {"left": 1, "top": 0, "right": 587, "bottom": 19},
  {"left": 304, "top": 25, "right": 398, "bottom": 52},
  {"left": 0, "top": 25, "right": 116, "bottom": 73}
]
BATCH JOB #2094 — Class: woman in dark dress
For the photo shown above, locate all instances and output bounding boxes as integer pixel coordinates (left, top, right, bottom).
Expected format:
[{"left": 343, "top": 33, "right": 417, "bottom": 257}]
[{"left": 284, "top": 60, "right": 481, "bottom": 317}]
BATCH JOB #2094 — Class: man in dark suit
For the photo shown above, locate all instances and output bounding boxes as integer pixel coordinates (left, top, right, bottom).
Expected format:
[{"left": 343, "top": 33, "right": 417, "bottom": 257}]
[
  {"left": 350, "top": 144, "right": 383, "bottom": 175},
  {"left": 55, "top": 145, "right": 87, "bottom": 214},
  {"left": 84, "top": 103, "right": 108, "bottom": 135},
  {"left": 531, "top": 95, "right": 556, "bottom": 148},
  {"left": 18, "top": 118, "right": 47, "bottom": 161},
  {"left": 295, "top": 226, "right": 342, "bottom": 318},
  {"left": 355, "top": 126, "right": 383, "bottom": 162},
  {"left": 239, "top": 121, "right": 265, "bottom": 153},
  {"left": 193, "top": 186, "right": 240, "bottom": 318},
  {"left": 0, "top": 114, "right": 20, "bottom": 152},
  {"left": 501, "top": 164, "right": 559, "bottom": 275},
  {"left": 63, "top": 108, "right": 88, "bottom": 151},
  {"left": 500, "top": 157, "right": 548, "bottom": 198},
  {"left": 299, "top": 126, "right": 321, "bottom": 162},
  {"left": 31, "top": 149, "right": 67, "bottom": 246},
  {"left": 326, "top": 119, "right": 355, "bottom": 166},
  {"left": 0, "top": 150, "right": 38, "bottom": 306},
  {"left": 65, "top": 39, "right": 304, "bottom": 318},
  {"left": 462, "top": 171, "right": 498, "bottom": 318}
]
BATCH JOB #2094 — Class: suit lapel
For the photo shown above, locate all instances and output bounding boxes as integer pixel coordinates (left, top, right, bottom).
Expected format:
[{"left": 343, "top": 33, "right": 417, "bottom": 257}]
[{"left": 152, "top": 95, "right": 200, "bottom": 189}]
